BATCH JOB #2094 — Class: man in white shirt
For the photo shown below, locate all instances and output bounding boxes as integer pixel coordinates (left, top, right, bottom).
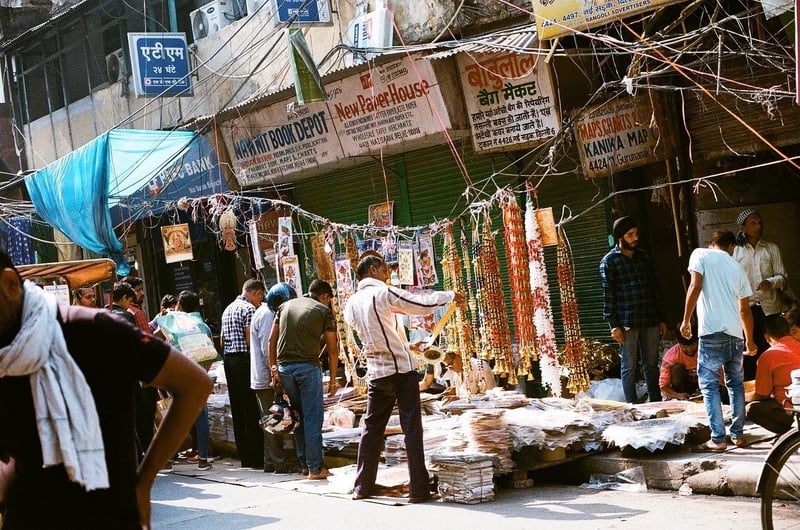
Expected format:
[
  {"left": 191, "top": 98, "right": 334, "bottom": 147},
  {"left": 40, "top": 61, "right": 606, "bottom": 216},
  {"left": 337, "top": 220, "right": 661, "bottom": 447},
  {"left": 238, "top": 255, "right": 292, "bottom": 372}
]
[
  {"left": 733, "top": 208, "right": 788, "bottom": 380},
  {"left": 681, "top": 230, "right": 757, "bottom": 452},
  {"left": 344, "top": 254, "right": 464, "bottom": 503}
]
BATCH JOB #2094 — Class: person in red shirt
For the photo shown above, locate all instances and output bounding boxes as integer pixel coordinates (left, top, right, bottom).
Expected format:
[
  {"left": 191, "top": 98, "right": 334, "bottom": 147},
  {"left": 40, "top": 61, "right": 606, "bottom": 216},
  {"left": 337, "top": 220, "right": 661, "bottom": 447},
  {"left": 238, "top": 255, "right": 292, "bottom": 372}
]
[
  {"left": 745, "top": 314, "right": 800, "bottom": 434},
  {"left": 659, "top": 326, "right": 699, "bottom": 401}
]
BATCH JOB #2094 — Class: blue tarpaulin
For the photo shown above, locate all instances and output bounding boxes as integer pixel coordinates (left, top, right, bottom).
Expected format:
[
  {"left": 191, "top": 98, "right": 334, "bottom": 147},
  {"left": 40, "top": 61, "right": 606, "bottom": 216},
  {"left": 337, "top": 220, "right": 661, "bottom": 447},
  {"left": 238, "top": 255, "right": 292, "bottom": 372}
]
[{"left": 26, "top": 129, "right": 197, "bottom": 276}]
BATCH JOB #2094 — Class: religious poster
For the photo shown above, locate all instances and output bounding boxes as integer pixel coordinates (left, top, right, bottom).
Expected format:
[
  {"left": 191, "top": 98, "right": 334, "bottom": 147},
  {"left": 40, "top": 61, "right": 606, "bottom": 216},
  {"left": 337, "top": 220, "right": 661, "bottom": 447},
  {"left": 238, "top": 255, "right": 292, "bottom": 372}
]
[
  {"left": 397, "top": 239, "right": 415, "bottom": 285},
  {"left": 277, "top": 216, "right": 295, "bottom": 260},
  {"left": 380, "top": 234, "right": 398, "bottom": 264},
  {"left": 536, "top": 207, "right": 558, "bottom": 247},
  {"left": 458, "top": 52, "right": 560, "bottom": 154},
  {"left": 574, "top": 96, "right": 664, "bottom": 178},
  {"left": 368, "top": 201, "right": 394, "bottom": 227},
  {"left": 532, "top": 0, "right": 686, "bottom": 40},
  {"left": 162, "top": 223, "right": 193, "bottom": 264},
  {"left": 282, "top": 255, "right": 303, "bottom": 294},
  {"left": 311, "top": 232, "right": 335, "bottom": 282}
]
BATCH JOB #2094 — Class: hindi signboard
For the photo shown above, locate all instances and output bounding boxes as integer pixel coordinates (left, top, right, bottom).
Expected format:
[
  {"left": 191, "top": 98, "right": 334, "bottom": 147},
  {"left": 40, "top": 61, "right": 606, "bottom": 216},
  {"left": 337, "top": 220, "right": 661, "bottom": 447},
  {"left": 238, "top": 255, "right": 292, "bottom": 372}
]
[
  {"left": 128, "top": 33, "right": 193, "bottom": 97},
  {"left": 458, "top": 53, "right": 559, "bottom": 154},
  {"left": 574, "top": 96, "right": 664, "bottom": 178},
  {"left": 533, "top": 0, "right": 686, "bottom": 41}
]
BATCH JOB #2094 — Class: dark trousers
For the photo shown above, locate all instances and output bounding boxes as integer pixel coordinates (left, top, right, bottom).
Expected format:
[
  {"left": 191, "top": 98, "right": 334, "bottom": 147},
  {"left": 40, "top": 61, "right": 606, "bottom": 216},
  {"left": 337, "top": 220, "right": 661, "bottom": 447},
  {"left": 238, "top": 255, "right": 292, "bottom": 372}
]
[
  {"left": 746, "top": 399, "right": 793, "bottom": 434},
  {"left": 354, "top": 371, "right": 429, "bottom": 498},
  {"left": 744, "top": 305, "right": 769, "bottom": 381},
  {"left": 254, "top": 388, "right": 299, "bottom": 472},
  {"left": 135, "top": 385, "right": 158, "bottom": 459},
  {"left": 223, "top": 353, "right": 263, "bottom": 468}
]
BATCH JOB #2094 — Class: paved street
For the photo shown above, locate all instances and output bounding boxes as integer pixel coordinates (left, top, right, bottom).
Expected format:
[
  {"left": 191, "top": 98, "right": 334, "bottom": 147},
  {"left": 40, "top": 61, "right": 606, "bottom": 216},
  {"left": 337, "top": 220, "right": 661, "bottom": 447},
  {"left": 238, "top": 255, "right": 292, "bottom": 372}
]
[{"left": 151, "top": 461, "right": 763, "bottom": 529}]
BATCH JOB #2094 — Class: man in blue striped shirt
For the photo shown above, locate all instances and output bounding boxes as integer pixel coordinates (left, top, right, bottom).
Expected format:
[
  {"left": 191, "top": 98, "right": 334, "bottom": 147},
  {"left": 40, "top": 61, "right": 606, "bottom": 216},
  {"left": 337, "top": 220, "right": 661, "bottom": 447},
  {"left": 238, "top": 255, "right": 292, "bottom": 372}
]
[{"left": 600, "top": 216, "right": 667, "bottom": 403}]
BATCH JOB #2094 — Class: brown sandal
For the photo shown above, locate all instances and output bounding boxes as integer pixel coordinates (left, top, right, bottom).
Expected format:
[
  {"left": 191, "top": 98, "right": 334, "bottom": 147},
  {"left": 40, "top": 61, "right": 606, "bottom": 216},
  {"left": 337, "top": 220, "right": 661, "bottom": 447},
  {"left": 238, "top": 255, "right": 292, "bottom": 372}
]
[{"left": 692, "top": 441, "right": 727, "bottom": 453}]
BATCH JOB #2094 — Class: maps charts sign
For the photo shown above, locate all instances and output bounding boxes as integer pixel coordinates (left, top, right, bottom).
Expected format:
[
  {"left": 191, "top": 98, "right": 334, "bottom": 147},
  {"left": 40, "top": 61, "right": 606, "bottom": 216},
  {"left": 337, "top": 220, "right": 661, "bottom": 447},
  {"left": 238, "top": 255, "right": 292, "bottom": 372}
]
[
  {"left": 532, "top": 0, "right": 686, "bottom": 40},
  {"left": 458, "top": 52, "right": 559, "bottom": 154},
  {"left": 224, "top": 55, "right": 449, "bottom": 186},
  {"left": 574, "top": 96, "right": 664, "bottom": 178}
]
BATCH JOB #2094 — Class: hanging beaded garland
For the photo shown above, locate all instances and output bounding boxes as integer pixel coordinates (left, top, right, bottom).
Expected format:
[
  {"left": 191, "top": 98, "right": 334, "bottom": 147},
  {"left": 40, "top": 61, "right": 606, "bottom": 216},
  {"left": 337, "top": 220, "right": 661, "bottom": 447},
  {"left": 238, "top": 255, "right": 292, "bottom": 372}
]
[
  {"left": 460, "top": 218, "right": 482, "bottom": 357},
  {"left": 478, "top": 215, "right": 515, "bottom": 384},
  {"left": 556, "top": 227, "right": 590, "bottom": 395},
  {"left": 500, "top": 192, "right": 537, "bottom": 381},
  {"left": 441, "top": 223, "right": 474, "bottom": 386},
  {"left": 525, "top": 193, "right": 561, "bottom": 396}
]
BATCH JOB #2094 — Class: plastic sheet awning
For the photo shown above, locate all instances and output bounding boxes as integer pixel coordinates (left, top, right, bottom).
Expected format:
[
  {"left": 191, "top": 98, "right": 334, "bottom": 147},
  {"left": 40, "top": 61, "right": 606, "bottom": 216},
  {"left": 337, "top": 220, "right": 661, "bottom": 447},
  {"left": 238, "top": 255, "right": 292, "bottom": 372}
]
[{"left": 25, "top": 129, "right": 197, "bottom": 275}]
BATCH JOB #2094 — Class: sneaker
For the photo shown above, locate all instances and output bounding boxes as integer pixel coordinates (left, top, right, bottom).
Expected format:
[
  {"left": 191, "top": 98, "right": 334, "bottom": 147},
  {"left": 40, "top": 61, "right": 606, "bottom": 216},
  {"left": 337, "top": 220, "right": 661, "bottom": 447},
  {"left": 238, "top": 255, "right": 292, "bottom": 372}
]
[
  {"left": 197, "top": 460, "right": 212, "bottom": 471},
  {"left": 188, "top": 455, "right": 216, "bottom": 464},
  {"left": 307, "top": 467, "right": 330, "bottom": 480}
]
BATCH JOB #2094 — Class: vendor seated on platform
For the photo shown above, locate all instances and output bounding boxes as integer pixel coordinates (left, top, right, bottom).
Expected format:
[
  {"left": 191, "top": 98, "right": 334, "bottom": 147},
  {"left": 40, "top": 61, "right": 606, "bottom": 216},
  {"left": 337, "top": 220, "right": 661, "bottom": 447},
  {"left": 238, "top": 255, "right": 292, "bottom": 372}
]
[
  {"left": 418, "top": 361, "right": 448, "bottom": 395},
  {"left": 659, "top": 326, "right": 699, "bottom": 401},
  {"left": 660, "top": 326, "right": 729, "bottom": 403},
  {"left": 441, "top": 352, "right": 496, "bottom": 395},
  {"left": 745, "top": 314, "right": 800, "bottom": 434}
]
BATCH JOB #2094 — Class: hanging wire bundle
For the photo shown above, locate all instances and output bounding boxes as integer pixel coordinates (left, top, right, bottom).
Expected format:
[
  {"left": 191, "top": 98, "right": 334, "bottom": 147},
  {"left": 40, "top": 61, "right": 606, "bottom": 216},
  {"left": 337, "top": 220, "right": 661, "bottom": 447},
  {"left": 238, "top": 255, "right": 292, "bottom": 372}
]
[
  {"left": 500, "top": 191, "right": 537, "bottom": 382},
  {"left": 556, "top": 227, "right": 589, "bottom": 395},
  {"left": 441, "top": 222, "right": 474, "bottom": 384},
  {"left": 477, "top": 214, "right": 514, "bottom": 384},
  {"left": 525, "top": 193, "right": 561, "bottom": 397}
]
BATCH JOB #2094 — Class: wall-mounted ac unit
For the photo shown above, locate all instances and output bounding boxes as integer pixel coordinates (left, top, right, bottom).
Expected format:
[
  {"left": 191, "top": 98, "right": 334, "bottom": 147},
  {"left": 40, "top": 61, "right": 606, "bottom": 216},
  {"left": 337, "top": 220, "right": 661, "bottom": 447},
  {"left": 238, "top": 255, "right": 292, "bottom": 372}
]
[
  {"left": 245, "top": 0, "right": 269, "bottom": 17},
  {"left": 190, "top": 1, "right": 236, "bottom": 41},
  {"left": 105, "top": 49, "right": 127, "bottom": 83}
]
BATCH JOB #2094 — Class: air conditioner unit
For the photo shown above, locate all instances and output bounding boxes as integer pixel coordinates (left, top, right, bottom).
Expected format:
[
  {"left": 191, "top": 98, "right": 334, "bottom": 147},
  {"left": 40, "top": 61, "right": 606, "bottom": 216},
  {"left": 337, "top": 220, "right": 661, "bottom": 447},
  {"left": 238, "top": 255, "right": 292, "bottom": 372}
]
[
  {"left": 245, "top": 0, "right": 269, "bottom": 17},
  {"left": 105, "top": 49, "right": 127, "bottom": 83},
  {"left": 190, "top": 1, "right": 236, "bottom": 41}
]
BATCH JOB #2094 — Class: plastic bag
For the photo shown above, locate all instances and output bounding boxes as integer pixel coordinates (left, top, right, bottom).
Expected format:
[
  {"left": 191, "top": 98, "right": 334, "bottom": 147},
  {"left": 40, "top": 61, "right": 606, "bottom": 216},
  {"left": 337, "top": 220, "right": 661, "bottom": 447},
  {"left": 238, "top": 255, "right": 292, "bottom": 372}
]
[
  {"left": 156, "top": 312, "right": 218, "bottom": 364},
  {"left": 579, "top": 466, "right": 647, "bottom": 492}
]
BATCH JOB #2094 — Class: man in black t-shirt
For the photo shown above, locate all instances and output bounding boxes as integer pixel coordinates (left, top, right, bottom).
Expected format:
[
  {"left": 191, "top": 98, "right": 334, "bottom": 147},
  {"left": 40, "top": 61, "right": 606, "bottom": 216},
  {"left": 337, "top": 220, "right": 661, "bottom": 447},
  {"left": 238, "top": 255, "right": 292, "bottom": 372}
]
[{"left": 0, "top": 251, "right": 213, "bottom": 529}]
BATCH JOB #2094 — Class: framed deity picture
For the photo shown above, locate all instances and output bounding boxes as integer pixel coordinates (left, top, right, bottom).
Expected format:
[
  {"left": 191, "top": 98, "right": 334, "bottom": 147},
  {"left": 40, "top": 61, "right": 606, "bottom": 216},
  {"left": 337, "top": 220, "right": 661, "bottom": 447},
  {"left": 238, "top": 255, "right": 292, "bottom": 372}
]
[
  {"left": 368, "top": 201, "right": 393, "bottom": 228},
  {"left": 162, "top": 223, "right": 193, "bottom": 264}
]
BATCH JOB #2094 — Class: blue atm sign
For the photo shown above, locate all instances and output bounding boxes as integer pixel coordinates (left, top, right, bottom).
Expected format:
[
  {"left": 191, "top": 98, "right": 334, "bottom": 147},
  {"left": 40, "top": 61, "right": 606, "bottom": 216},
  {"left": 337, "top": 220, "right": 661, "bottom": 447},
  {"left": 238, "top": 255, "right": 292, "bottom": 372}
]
[{"left": 128, "top": 33, "right": 193, "bottom": 98}]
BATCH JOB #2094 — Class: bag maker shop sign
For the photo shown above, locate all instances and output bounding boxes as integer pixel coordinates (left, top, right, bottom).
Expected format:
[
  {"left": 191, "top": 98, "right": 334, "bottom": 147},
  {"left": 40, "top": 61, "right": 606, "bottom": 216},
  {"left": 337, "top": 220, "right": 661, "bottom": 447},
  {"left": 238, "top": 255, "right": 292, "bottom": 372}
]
[
  {"left": 222, "top": 55, "right": 450, "bottom": 186},
  {"left": 574, "top": 96, "right": 664, "bottom": 178},
  {"left": 458, "top": 52, "right": 560, "bottom": 154}
]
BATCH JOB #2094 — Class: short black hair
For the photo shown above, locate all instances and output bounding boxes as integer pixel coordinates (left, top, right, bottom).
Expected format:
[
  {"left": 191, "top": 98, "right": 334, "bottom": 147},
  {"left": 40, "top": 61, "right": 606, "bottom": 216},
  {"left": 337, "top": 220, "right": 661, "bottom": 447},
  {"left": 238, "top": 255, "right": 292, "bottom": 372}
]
[
  {"left": 243, "top": 278, "right": 265, "bottom": 293},
  {"left": 160, "top": 294, "right": 177, "bottom": 309},
  {"left": 308, "top": 279, "right": 333, "bottom": 298},
  {"left": 112, "top": 282, "right": 135, "bottom": 302},
  {"left": 764, "top": 314, "right": 791, "bottom": 339},
  {"left": 356, "top": 255, "right": 384, "bottom": 280},
  {"left": 121, "top": 275, "right": 143, "bottom": 289},
  {"left": 710, "top": 230, "right": 736, "bottom": 248},
  {"left": 675, "top": 324, "right": 698, "bottom": 346},
  {"left": 786, "top": 304, "right": 800, "bottom": 328},
  {"left": 177, "top": 290, "right": 200, "bottom": 312},
  {"left": 0, "top": 249, "right": 21, "bottom": 280}
]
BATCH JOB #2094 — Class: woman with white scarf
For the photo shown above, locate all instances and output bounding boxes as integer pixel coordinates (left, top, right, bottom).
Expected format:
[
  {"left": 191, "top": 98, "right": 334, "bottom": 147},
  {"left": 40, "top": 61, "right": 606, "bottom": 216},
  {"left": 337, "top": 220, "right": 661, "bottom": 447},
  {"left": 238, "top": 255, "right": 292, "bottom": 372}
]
[{"left": 0, "top": 251, "right": 212, "bottom": 529}]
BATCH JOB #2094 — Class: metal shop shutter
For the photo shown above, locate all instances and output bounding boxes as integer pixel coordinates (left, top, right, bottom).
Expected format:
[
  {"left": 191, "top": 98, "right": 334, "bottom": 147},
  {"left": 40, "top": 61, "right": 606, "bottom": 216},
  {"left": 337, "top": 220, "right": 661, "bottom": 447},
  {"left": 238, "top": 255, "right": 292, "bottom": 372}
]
[
  {"left": 536, "top": 174, "right": 610, "bottom": 344},
  {"left": 684, "top": 62, "right": 800, "bottom": 160},
  {"left": 402, "top": 144, "right": 519, "bottom": 333}
]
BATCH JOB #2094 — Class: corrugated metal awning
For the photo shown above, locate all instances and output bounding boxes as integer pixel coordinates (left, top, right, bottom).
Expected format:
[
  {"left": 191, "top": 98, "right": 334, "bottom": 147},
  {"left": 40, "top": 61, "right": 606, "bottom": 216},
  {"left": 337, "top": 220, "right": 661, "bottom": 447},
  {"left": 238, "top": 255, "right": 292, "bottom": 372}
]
[{"left": 422, "top": 26, "right": 539, "bottom": 60}]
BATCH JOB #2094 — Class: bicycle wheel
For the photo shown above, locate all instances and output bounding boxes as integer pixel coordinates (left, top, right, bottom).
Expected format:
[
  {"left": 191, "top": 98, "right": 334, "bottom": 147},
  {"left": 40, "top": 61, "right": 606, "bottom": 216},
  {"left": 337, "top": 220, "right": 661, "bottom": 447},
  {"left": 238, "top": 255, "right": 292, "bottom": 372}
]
[{"left": 761, "top": 431, "right": 800, "bottom": 529}]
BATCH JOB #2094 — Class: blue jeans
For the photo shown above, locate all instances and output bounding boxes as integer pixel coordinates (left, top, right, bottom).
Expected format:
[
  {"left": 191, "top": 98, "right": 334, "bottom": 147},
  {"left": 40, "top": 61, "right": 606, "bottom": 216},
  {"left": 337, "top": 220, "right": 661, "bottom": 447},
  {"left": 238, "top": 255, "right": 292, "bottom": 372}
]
[
  {"left": 279, "top": 363, "right": 324, "bottom": 473},
  {"left": 620, "top": 326, "right": 661, "bottom": 403},
  {"left": 194, "top": 404, "right": 209, "bottom": 459},
  {"left": 698, "top": 332, "right": 745, "bottom": 442}
]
